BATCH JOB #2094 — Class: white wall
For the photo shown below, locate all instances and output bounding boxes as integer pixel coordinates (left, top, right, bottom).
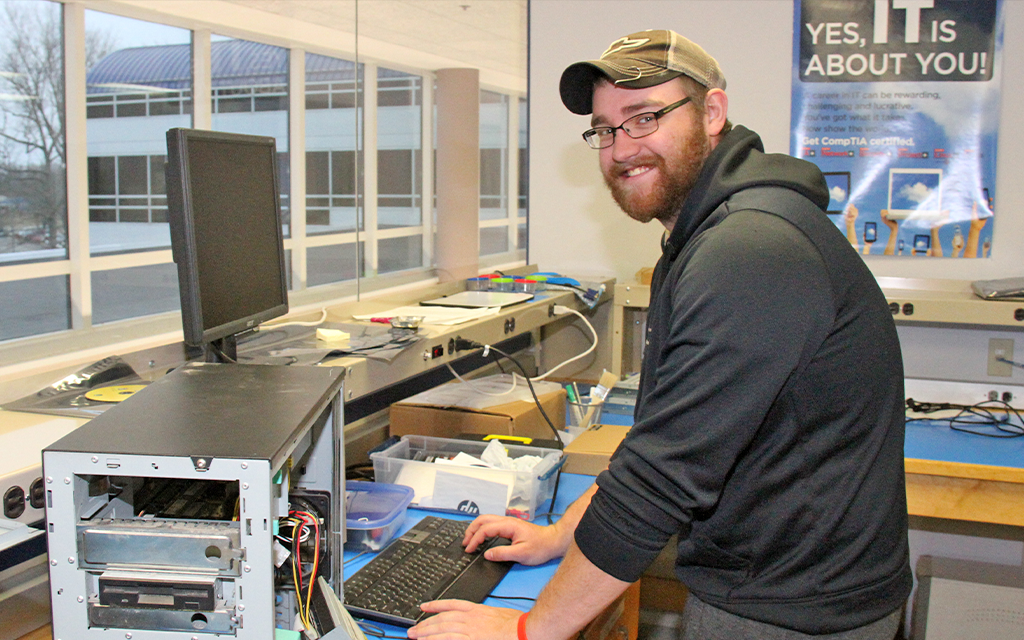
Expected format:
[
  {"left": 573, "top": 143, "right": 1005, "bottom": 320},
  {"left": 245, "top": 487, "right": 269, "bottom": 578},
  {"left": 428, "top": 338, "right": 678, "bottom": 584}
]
[{"left": 529, "top": 0, "right": 1024, "bottom": 285}]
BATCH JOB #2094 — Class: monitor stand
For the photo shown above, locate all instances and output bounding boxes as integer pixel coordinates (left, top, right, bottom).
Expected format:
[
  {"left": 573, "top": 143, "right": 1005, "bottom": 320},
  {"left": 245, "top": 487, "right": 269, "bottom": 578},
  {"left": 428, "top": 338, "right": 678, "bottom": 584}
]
[{"left": 206, "top": 334, "right": 238, "bottom": 363}]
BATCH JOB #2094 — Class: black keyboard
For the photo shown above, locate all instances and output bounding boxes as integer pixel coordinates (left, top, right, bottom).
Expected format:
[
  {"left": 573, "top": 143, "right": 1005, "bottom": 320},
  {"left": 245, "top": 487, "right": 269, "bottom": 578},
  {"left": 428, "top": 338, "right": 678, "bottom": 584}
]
[{"left": 343, "top": 515, "right": 513, "bottom": 626}]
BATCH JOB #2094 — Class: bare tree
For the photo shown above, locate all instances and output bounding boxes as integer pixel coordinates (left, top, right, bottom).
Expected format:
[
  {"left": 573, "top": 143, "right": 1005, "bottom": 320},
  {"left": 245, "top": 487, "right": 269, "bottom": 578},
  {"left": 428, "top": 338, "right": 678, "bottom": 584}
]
[{"left": 0, "top": 1, "right": 114, "bottom": 251}]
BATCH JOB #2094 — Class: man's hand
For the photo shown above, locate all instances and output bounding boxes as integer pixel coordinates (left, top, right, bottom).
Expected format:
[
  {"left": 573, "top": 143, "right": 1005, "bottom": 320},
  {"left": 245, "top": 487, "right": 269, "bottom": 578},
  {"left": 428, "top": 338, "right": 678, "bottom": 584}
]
[
  {"left": 407, "top": 600, "right": 520, "bottom": 640},
  {"left": 463, "top": 515, "right": 570, "bottom": 565}
]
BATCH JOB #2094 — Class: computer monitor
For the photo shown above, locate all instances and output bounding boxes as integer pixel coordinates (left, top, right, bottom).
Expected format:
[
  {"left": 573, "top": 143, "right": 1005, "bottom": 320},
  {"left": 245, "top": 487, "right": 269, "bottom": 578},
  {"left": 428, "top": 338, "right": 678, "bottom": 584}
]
[{"left": 165, "top": 128, "right": 289, "bottom": 362}]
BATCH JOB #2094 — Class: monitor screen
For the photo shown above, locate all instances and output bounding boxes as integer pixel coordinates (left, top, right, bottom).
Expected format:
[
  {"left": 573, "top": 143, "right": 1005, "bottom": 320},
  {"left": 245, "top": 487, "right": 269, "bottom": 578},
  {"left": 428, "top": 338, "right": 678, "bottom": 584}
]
[
  {"left": 823, "top": 172, "right": 851, "bottom": 215},
  {"left": 165, "top": 128, "right": 288, "bottom": 358}
]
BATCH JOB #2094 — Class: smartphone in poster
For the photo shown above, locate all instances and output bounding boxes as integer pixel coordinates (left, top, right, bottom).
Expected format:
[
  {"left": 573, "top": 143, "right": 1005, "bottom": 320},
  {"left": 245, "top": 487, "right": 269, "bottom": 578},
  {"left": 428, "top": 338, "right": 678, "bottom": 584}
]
[{"left": 790, "top": 0, "right": 1002, "bottom": 259}]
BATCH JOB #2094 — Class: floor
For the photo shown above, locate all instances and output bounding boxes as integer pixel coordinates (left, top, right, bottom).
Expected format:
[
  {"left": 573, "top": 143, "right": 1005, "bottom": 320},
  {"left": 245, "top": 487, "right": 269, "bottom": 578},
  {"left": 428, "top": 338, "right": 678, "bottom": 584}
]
[{"left": 14, "top": 626, "right": 50, "bottom": 640}]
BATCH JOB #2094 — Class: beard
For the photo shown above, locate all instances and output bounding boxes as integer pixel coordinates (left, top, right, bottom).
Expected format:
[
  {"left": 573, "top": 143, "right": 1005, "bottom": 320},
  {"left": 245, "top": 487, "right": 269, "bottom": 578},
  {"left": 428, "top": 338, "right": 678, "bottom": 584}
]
[{"left": 602, "top": 123, "right": 710, "bottom": 225}]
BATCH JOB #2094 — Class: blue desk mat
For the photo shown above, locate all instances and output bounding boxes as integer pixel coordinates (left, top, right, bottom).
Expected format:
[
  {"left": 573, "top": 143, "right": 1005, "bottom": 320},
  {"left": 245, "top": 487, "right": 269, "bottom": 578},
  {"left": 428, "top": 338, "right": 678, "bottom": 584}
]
[
  {"left": 340, "top": 473, "right": 595, "bottom": 634},
  {"left": 591, "top": 399, "right": 1024, "bottom": 470},
  {"left": 904, "top": 418, "right": 1024, "bottom": 469}
]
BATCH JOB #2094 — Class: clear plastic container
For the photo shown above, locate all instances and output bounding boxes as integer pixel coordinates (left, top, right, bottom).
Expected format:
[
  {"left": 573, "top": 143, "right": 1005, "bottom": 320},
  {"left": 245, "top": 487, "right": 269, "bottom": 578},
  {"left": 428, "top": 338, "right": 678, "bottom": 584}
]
[
  {"left": 527, "top": 275, "right": 548, "bottom": 291},
  {"left": 513, "top": 278, "right": 537, "bottom": 294},
  {"left": 466, "top": 277, "right": 490, "bottom": 291},
  {"left": 492, "top": 277, "right": 515, "bottom": 292},
  {"left": 344, "top": 481, "right": 414, "bottom": 551},
  {"left": 370, "top": 435, "right": 563, "bottom": 521}
]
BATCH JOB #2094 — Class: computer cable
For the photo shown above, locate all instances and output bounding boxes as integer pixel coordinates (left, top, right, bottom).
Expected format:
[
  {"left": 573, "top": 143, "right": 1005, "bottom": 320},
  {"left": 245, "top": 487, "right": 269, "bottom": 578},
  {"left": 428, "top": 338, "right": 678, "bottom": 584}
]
[
  {"left": 295, "top": 510, "right": 322, "bottom": 630},
  {"left": 258, "top": 308, "right": 329, "bottom": 330},
  {"left": 344, "top": 549, "right": 370, "bottom": 566},
  {"left": 456, "top": 340, "right": 568, "bottom": 525},
  {"left": 487, "top": 594, "right": 536, "bottom": 605},
  {"left": 346, "top": 461, "right": 376, "bottom": 481},
  {"left": 906, "top": 397, "right": 1024, "bottom": 438},
  {"left": 996, "top": 355, "right": 1024, "bottom": 371},
  {"left": 444, "top": 361, "right": 520, "bottom": 397},
  {"left": 491, "top": 350, "right": 509, "bottom": 374},
  {"left": 530, "top": 306, "right": 598, "bottom": 382},
  {"left": 356, "top": 620, "right": 408, "bottom": 639},
  {"left": 450, "top": 340, "right": 562, "bottom": 445},
  {"left": 208, "top": 341, "right": 238, "bottom": 363}
]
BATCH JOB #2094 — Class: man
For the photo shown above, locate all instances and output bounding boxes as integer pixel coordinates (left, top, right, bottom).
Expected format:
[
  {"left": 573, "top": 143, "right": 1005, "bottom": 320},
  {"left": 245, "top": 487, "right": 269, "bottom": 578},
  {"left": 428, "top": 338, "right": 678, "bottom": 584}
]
[{"left": 409, "top": 29, "right": 911, "bottom": 640}]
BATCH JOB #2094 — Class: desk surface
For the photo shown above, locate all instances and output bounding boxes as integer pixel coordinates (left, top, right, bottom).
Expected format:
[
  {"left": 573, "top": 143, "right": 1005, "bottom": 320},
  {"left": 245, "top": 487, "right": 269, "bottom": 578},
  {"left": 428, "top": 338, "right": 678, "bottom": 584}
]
[
  {"left": 600, "top": 391, "right": 1024, "bottom": 526},
  {"left": 905, "top": 419, "right": 1024, "bottom": 470},
  {"left": 342, "top": 473, "right": 595, "bottom": 634},
  {"left": 604, "top": 399, "right": 1024, "bottom": 472}
]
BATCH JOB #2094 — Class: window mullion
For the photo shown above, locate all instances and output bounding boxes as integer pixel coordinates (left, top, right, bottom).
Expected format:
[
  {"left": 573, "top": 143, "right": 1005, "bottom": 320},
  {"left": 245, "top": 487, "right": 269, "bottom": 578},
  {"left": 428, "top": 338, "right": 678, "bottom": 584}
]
[
  {"left": 192, "top": 29, "right": 212, "bottom": 129},
  {"left": 290, "top": 48, "right": 307, "bottom": 292},
  {"left": 363, "top": 63, "right": 379, "bottom": 278},
  {"left": 64, "top": 2, "right": 91, "bottom": 329},
  {"left": 421, "top": 75, "right": 434, "bottom": 267},
  {"left": 506, "top": 93, "right": 519, "bottom": 248}
]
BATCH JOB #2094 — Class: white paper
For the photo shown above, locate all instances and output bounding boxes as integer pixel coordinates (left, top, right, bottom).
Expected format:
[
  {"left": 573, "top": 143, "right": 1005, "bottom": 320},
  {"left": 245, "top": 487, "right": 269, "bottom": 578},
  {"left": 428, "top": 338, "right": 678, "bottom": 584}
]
[
  {"left": 400, "top": 374, "right": 562, "bottom": 411},
  {"left": 427, "top": 469, "right": 510, "bottom": 516},
  {"left": 352, "top": 305, "right": 500, "bottom": 325}
]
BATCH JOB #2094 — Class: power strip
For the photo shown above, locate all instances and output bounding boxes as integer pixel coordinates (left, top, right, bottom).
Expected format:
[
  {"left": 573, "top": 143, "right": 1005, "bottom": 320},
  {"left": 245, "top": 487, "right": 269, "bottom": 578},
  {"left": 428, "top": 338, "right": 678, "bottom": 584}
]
[
  {"left": 1, "top": 415, "right": 83, "bottom": 524},
  {"left": 905, "top": 378, "right": 1024, "bottom": 408}
]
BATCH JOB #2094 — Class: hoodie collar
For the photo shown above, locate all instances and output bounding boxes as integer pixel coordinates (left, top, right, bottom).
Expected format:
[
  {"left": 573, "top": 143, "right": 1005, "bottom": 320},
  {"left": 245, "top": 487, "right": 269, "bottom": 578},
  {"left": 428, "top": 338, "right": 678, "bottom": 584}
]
[{"left": 661, "top": 125, "right": 829, "bottom": 262}]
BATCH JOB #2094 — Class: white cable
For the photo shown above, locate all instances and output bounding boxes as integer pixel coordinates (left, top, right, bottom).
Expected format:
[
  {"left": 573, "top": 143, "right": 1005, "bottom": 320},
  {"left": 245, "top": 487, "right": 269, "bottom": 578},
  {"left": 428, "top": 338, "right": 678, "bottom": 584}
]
[
  {"left": 532, "top": 307, "right": 598, "bottom": 381},
  {"left": 258, "top": 308, "right": 328, "bottom": 330},
  {"left": 444, "top": 361, "right": 521, "bottom": 396}
]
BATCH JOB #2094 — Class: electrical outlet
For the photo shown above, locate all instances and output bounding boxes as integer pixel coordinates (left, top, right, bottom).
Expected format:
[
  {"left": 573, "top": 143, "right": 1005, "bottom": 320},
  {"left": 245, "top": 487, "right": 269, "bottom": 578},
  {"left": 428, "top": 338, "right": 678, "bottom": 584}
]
[{"left": 988, "top": 338, "right": 1014, "bottom": 377}]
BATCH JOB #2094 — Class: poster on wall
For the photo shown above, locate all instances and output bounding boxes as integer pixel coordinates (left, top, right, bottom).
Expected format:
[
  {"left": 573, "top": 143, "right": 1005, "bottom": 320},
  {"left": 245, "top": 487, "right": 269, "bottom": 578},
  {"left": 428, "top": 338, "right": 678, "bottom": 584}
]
[{"left": 790, "top": 0, "right": 1003, "bottom": 259}]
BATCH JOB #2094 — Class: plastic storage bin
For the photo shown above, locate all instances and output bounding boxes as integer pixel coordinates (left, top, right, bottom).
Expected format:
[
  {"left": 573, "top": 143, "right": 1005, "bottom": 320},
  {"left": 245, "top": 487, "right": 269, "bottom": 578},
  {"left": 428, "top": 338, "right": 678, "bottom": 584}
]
[
  {"left": 370, "top": 435, "right": 563, "bottom": 521},
  {"left": 344, "top": 481, "right": 414, "bottom": 551}
]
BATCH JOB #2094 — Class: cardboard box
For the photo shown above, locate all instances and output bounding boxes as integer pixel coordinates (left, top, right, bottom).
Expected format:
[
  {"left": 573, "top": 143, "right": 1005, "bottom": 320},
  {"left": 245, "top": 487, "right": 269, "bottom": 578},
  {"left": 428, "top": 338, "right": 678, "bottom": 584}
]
[
  {"left": 390, "top": 389, "right": 566, "bottom": 441},
  {"left": 563, "top": 423, "right": 630, "bottom": 475},
  {"left": 636, "top": 267, "right": 655, "bottom": 285}
]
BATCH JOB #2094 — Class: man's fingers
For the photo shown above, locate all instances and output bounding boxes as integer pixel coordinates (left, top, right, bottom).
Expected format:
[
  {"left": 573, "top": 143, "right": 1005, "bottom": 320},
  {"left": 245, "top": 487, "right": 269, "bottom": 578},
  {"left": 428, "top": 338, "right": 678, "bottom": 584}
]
[
  {"left": 419, "top": 599, "right": 475, "bottom": 613},
  {"left": 462, "top": 515, "right": 507, "bottom": 547}
]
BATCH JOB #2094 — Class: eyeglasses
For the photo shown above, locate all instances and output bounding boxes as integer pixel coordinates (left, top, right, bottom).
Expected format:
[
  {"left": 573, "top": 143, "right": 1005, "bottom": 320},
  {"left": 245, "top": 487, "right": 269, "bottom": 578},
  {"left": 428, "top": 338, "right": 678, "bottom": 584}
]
[{"left": 582, "top": 97, "right": 692, "bottom": 149}]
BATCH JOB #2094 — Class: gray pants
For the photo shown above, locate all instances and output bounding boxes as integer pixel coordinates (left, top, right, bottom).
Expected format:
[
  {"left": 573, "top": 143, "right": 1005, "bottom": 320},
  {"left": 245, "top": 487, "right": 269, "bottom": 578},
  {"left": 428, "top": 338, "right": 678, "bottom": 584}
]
[{"left": 681, "top": 595, "right": 901, "bottom": 640}]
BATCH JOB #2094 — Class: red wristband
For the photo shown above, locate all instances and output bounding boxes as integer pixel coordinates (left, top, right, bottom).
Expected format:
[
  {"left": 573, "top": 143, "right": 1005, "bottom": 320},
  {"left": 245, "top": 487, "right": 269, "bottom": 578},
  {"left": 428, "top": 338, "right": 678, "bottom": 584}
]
[{"left": 517, "top": 612, "right": 530, "bottom": 640}]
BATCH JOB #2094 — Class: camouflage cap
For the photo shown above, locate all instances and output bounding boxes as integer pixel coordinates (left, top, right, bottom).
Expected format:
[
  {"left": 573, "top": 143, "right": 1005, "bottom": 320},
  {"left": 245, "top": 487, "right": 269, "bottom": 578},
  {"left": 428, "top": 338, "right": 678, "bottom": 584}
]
[{"left": 560, "top": 29, "right": 726, "bottom": 115}]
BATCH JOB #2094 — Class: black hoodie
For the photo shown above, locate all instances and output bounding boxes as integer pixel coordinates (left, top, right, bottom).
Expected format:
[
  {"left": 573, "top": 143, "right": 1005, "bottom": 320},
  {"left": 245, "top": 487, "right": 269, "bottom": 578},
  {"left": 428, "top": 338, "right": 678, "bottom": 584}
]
[{"left": 574, "top": 126, "right": 912, "bottom": 633}]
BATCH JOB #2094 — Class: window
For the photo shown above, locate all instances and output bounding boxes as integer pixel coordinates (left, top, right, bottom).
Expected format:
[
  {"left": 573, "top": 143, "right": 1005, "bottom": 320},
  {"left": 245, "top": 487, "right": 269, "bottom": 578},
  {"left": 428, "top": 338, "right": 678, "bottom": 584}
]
[
  {"left": 479, "top": 89, "right": 526, "bottom": 262},
  {"left": 211, "top": 36, "right": 290, "bottom": 236},
  {"left": 0, "top": 1, "right": 527, "bottom": 366},
  {"left": 376, "top": 67, "right": 425, "bottom": 275},
  {"left": 305, "top": 52, "right": 363, "bottom": 287},
  {"left": 85, "top": 12, "right": 190, "bottom": 254},
  {"left": 0, "top": 1, "right": 67, "bottom": 264}
]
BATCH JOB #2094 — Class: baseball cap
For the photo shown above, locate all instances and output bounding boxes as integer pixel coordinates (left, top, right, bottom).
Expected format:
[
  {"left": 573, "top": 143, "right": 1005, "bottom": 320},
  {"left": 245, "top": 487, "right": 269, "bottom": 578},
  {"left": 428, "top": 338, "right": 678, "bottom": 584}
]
[{"left": 560, "top": 29, "right": 727, "bottom": 115}]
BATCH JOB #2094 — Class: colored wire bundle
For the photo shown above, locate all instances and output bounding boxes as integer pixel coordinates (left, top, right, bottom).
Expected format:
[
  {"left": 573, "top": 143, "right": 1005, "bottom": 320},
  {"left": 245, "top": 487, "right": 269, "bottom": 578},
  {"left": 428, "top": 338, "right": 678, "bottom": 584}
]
[{"left": 278, "top": 509, "right": 322, "bottom": 630}]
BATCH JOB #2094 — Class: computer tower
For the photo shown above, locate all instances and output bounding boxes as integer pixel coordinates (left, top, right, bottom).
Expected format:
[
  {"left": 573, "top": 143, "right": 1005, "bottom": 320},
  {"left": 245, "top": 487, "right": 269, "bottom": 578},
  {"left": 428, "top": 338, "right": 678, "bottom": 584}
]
[{"left": 43, "top": 363, "right": 345, "bottom": 639}]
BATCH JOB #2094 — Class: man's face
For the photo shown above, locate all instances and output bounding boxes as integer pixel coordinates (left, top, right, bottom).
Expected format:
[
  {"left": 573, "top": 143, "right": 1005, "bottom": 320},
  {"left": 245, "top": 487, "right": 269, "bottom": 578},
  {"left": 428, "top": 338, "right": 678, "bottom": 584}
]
[{"left": 592, "top": 78, "right": 710, "bottom": 227}]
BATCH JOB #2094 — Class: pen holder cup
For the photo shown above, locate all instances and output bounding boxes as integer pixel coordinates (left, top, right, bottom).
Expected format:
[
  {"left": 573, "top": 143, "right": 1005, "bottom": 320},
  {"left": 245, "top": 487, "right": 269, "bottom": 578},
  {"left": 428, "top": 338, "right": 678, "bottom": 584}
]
[{"left": 567, "top": 399, "right": 603, "bottom": 434}]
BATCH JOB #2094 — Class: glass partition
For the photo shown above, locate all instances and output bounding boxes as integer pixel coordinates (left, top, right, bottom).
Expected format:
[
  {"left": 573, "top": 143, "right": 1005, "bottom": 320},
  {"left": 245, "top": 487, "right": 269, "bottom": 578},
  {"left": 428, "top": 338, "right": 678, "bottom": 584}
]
[{"left": 0, "top": 0, "right": 528, "bottom": 359}]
